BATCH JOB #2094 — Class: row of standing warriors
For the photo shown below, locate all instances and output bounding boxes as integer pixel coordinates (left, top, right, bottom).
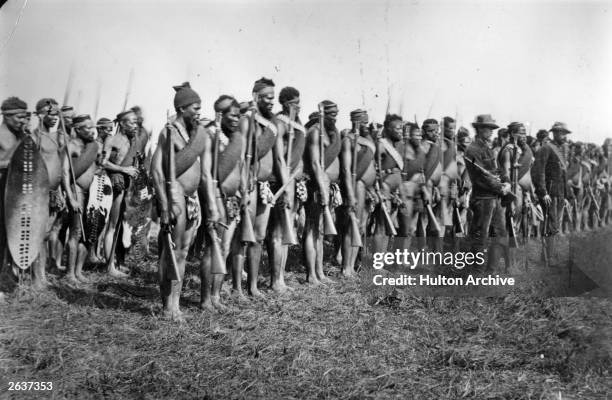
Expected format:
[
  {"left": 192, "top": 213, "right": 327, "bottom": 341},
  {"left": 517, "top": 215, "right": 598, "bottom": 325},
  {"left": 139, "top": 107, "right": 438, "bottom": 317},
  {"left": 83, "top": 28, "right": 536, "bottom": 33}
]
[{"left": 1, "top": 79, "right": 612, "bottom": 319}]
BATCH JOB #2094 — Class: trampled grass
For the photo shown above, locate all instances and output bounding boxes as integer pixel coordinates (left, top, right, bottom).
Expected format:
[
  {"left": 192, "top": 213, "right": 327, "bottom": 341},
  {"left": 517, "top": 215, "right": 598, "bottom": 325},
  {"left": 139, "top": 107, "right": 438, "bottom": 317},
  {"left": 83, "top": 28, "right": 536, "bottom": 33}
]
[{"left": 0, "top": 232, "right": 610, "bottom": 399}]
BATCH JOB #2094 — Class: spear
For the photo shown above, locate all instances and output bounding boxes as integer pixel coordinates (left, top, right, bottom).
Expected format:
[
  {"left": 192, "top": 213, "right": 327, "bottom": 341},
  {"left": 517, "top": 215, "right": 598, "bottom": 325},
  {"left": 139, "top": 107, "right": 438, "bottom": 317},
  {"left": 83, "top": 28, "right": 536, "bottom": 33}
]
[
  {"left": 93, "top": 79, "right": 101, "bottom": 122},
  {"left": 121, "top": 68, "right": 135, "bottom": 112},
  {"left": 62, "top": 62, "right": 75, "bottom": 107}
]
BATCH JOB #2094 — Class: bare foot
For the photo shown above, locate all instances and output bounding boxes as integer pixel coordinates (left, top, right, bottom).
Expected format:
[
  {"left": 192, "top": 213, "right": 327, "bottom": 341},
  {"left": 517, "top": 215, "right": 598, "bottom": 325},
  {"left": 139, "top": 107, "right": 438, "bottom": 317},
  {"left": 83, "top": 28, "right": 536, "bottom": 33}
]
[
  {"left": 55, "top": 264, "right": 67, "bottom": 272},
  {"left": 230, "top": 289, "right": 250, "bottom": 304},
  {"left": 108, "top": 267, "right": 129, "bottom": 279},
  {"left": 65, "top": 274, "right": 81, "bottom": 286},
  {"left": 341, "top": 268, "right": 356, "bottom": 278},
  {"left": 306, "top": 276, "right": 324, "bottom": 286},
  {"left": 76, "top": 273, "right": 91, "bottom": 284},
  {"left": 200, "top": 300, "right": 215, "bottom": 312},
  {"left": 211, "top": 296, "right": 230, "bottom": 313},
  {"left": 32, "top": 278, "right": 49, "bottom": 291},
  {"left": 271, "top": 281, "right": 293, "bottom": 294},
  {"left": 0, "top": 292, "right": 6, "bottom": 304},
  {"left": 87, "top": 255, "right": 103, "bottom": 265},
  {"left": 248, "top": 287, "right": 266, "bottom": 299},
  {"left": 318, "top": 275, "right": 335, "bottom": 285}
]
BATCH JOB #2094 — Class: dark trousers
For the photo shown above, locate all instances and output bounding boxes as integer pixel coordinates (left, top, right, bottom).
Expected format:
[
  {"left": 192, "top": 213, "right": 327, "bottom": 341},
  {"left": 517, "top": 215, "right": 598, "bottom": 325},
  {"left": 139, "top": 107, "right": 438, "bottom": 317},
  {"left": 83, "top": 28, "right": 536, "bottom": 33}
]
[{"left": 468, "top": 197, "right": 507, "bottom": 252}]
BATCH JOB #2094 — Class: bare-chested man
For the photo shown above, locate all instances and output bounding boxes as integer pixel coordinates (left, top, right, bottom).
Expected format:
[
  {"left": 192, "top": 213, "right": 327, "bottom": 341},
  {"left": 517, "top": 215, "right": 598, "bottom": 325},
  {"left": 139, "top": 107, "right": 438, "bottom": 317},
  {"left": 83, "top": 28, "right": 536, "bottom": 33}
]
[
  {"left": 200, "top": 95, "right": 243, "bottom": 311},
  {"left": 397, "top": 122, "right": 426, "bottom": 252},
  {"left": 62, "top": 115, "right": 99, "bottom": 284},
  {"left": 31, "top": 99, "right": 68, "bottom": 284},
  {"left": 303, "top": 100, "right": 343, "bottom": 285},
  {"left": 371, "top": 114, "right": 404, "bottom": 254},
  {"left": 101, "top": 109, "right": 145, "bottom": 277},
  {"left": 266, "top": 86, "right": 306, "bottom": 292},
  {"left": 0, "top": 97, "right": 30, "bottom": 291},
  {"left": 232, "top": 78, "right": 287, "bottom": 298},
  {"left": 152, "top": 82, "right": 218, "bottom": 320},
  {"left": 338, "top": 109, "right": 376, "bottom": 276}
]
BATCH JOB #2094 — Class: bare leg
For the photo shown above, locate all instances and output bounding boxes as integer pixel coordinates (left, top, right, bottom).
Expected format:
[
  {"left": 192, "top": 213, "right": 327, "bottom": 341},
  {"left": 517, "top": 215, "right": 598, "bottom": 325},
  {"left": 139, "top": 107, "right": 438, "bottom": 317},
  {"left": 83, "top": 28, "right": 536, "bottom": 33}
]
[
  {"left": 269, "top": 209, "right": 290, "bottom": 293},
  {"left": 105, "top": 192, "right": 128, "bottom": 278},
  {"left": 303, "top": 209, "right": 321, "bottom": 285},
  {"left": 75, "top": 243, "right": 90, "bottom": 283},
  {"left": 315, "top": 215, "right": 333, "bottom": 284}
]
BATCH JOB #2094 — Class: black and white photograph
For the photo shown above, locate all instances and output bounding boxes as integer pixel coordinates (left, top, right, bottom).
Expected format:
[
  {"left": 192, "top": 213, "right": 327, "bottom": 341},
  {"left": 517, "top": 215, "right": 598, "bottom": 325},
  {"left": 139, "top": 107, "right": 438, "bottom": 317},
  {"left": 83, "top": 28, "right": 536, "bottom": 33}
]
[{"left": 0, "top": 0, "right": 611, "bottom": 398}]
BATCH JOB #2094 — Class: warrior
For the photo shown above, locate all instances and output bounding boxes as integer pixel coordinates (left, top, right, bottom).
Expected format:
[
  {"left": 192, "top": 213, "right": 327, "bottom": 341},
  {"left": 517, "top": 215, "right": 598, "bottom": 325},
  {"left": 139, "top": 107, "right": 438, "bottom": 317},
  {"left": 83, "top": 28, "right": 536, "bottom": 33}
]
[
  {"left": 456, "top": 127, "right": 472, "bottom": 237},
  {"left": 440, "top": 117, "right": 461, "bottom": 246},
  {"left": 303, "top": 100, "right": 342, "bottom": 285},
  {"left": 492, "top": 128, "right": 509, "bottom": 159},
  {"left": 267, "top": 86, "right": 307, "bottom": 291},
  {"left": 419, "top": 119, "right": 444, "bottom": 254},
  {"left": 101, "top": 109, "right": 146, "bottom": 277},
  {"left": 0, "top": 97, "right": 31, "bottom": 289},
  {"left": 62, "top": 115, "right": 99, "bottom": 284},
  {"left": 498, "top": 122, "right": 535, "bottom": 266},
  {"left": 31, "top": 99, "right": 67, "bottom": 284},
  {"left": 464, "top": 114, "right": 512, "bottom": 271},
  {"left": 61, "top": 106, "right": 76, "bottom": 137},
  {"left": 96, "top": 118, "right": 114, "bottom": 145},
  {"left": 200, "top": 95, "right": 244, "bottom": 311},
  {"left": 371, "top": 114, "right": 403, "bottom": 254},
  {"left": 533, "top": 129, "right": 550, "bottom": 153},
  {"left": 567, "top": 141, "right": 586, "bottom": 232},
  {"left": 152, "top": 82, "right": 216, "bottom": 320},
  {"left": 338, "top": 109, "right": 375, "bottom": 276},
  {"left": 232, "top": 78, "right": 287, "bottom": 298},
  {"left": 397, "top": 122, "right": 426, "bottom": 252}
]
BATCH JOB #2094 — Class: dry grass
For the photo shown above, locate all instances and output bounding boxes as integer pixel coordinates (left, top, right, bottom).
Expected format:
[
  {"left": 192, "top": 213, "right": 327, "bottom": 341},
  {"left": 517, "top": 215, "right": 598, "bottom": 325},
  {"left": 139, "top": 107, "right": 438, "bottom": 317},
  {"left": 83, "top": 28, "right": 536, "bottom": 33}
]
[{"left": 0, "top": 231, "right": 611, "bottom": 399}]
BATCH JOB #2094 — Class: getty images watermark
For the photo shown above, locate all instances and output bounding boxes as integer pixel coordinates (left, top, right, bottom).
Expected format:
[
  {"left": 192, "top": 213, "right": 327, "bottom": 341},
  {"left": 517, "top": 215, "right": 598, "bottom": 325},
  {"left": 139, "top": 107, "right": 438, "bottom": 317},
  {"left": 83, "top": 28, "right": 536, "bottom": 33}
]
[{"left": 371, "top": 249, "right": 516, "bottom": 287}]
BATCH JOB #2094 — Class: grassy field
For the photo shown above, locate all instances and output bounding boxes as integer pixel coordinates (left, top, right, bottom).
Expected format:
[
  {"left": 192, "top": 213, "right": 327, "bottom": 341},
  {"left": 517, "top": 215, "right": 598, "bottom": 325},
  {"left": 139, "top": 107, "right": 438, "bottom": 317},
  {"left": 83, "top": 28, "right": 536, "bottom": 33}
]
[{"left": 1, "top": 232, "right": 611, "bottom": 399}]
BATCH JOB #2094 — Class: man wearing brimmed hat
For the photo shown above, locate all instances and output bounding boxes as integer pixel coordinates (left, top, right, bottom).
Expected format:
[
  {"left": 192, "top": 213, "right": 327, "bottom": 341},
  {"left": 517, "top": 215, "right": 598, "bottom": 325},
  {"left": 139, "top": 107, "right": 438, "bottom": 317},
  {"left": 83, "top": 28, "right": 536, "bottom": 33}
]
[
  {"left": 62, "top": 114, "right": 100, "bottom": 285},
  {"left": 101, "top": 108, "right": 144, "bottom": 278},
  {"left": 151, "top": 81, "right": 218, "bottom": 320},
  {"left": 464, "top": 114, "right": 512, "bottom": 271},
  {"left": 32, "top": 98, "right": 69, "bottom": 282},
  {"left": 533, "top": 122, "right": 574, "bottom": 262}
]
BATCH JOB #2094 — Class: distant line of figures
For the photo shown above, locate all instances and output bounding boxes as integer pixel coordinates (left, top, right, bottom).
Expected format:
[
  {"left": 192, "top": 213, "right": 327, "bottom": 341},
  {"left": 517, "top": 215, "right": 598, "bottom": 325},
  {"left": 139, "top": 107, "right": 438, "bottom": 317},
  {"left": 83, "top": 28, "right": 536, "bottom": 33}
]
[{"left": 1, "top": 81, "right": 611, "bottom": 321}]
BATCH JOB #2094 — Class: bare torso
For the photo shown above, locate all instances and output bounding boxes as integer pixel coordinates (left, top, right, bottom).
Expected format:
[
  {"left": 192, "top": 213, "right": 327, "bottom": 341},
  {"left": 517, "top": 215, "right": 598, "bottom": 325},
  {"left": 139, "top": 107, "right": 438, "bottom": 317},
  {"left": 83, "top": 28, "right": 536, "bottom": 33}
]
[{"left": 36, "top": 128, "right": 63, "bottom": 189}]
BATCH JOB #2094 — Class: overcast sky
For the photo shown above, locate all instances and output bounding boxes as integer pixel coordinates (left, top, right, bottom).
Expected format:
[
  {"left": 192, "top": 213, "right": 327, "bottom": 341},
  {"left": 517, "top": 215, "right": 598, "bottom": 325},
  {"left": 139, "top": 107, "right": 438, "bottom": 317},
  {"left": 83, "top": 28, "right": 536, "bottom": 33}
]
[{"left": 1, "top": 0, "right": 611, "bottom": 144}]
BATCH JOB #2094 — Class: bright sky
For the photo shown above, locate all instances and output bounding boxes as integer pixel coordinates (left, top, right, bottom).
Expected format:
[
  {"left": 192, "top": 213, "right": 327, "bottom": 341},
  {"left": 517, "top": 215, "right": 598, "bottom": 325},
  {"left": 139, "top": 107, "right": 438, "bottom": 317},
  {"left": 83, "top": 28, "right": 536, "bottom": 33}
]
[{"left": 1, "top": 0, "right": 611, "bottom": 144}]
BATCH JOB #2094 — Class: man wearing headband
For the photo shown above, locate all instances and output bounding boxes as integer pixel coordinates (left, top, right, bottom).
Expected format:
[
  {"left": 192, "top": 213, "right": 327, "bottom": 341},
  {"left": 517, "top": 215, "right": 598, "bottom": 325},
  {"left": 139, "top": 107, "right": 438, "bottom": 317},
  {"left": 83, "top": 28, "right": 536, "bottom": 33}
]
[
  {"left": 152, "top": 82, "right": 217, "bottom": 320},
  {"left": 200, "top": 95, "right": 243, "bottom": 312},
  {"left": 101, "top": 108, "right": 143, "bottom": 277},
  {"left": 396, "top": 121, "right": 426, "bottom": 253},
  {"left": 32, "top": 98, "right": 68, "bottom": 284},
  {"left": 61, "top": 106, "right": 76, "bottom": 138},
  {"left": 303, "top": 99, "right": 342, "bottom": 285},
  {"left": 456, "top": 127, "right": 472, "bottom": 235},
  {"left": 62, "top": 115, "right": 99, "bottom": 284},
  {"left": 96, "top": 118, "right": 114, "bottom": 144},
  {"left": 370, "top": 114, "right": 403, "bottom": 255},
  {"left": 265, "top": 86, "right": 306, "bottom": 293},
  {"left": 0, "top": 97, "right": 30, "bottom": 292},
  {"left": 497, "top": 122, "right": 534, "bottom": 268},
  {"left": 230, "top": 77, "right": 286, "bottom": 299},
  {"left": 337, "top": 109, "right": 376, "bottom": 276},
  {"left": 420, "top": 118, "right": 445, "bottom": 256}
]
